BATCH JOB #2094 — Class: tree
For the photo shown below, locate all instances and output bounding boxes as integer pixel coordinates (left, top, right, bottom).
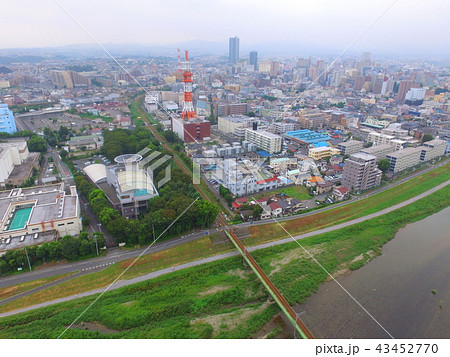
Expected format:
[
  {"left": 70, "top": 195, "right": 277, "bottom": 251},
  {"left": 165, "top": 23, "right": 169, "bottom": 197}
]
[
  {"left": 43, "top": 128, "right": 57, "bottom": 147},
  {"left": 422, "top": 134, "right": 434, "bottom": 142},
  {"left": 252, "top": 205, "right": 263, "bottom": 219},
  {"left": 58, "top": 126, "right": 70, "bottom": 141},
  {"left": 60, "top": 235, "right": 80, "bottom": 260},
  {"left": 27, "top": 136, "right": 47, "bottom": 152},
  {"left": 378, "top": 158, "right": 390, "bottom": 172}
]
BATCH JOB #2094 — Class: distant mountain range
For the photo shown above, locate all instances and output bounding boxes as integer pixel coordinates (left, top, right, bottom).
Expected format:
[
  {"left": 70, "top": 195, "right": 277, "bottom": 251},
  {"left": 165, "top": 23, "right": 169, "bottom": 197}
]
[{"left": 0, "top": 40, "right": 447, "bottom": 61}]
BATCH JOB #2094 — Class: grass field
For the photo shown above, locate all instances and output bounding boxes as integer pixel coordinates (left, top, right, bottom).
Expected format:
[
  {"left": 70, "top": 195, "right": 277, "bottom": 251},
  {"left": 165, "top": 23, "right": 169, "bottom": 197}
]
[
  {"left": 0, "top": 185, "right": 448, "bottom": 338},
  {"left": 0, "top": 163, "right": 448, "bottom": 313},
  {"left": 0, "top": 272, "right": 75, "bottom": 301}
]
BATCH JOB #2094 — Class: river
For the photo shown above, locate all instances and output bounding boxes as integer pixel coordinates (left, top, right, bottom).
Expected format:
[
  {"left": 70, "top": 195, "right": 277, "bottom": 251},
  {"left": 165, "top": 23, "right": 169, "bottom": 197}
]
[{"left": 294, "top": 206, "right": 450, "bottom": 338}]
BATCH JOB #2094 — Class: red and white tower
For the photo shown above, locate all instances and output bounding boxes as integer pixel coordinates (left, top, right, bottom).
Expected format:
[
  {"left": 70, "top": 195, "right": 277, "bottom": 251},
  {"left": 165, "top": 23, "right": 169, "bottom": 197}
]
[{"left": 181, "top": 50, "right": 196, "bottom": 120}]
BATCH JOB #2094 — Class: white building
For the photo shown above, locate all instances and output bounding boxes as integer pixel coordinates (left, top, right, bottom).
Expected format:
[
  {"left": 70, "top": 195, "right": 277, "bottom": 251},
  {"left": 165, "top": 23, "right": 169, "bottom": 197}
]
[
  {"left": 419, "top": 139, "right": 447, "bottom": 162},
  {"left": 218, "top": 115, "right": 256, "bottom": 137},
  {"left": 212, "top": 158, "right": 280, "bottom": 196},
  {"left": 386, "top": 147, "right": 422, "bottom": 172},
  {"left": 245, "top": 129, "right": 282, "bottom": 154},
  {"left": 0, "top": 184, "right": 82, "bottom": 252}
]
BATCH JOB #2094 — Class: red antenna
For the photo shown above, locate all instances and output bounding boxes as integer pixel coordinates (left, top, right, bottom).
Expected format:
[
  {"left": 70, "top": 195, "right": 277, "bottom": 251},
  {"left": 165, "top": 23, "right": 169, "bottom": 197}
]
[
  {"left": 181, "top": 50, "right": 196, "bottom": 120},
  {"left": 177, "top": 48, "right": 181, "bottom": 72}
]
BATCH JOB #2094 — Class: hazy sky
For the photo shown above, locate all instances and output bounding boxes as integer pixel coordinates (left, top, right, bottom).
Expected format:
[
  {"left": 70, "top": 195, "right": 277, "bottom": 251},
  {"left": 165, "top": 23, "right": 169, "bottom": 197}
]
[{"left": 2, "top": 0, "right": 449, "bottom": 56}]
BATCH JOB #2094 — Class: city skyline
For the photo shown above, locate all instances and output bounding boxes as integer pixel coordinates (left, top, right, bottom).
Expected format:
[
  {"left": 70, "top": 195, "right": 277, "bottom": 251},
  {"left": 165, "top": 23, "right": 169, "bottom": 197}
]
[{"left": 1, "top": 0, "right": 450, "bottom": 58}]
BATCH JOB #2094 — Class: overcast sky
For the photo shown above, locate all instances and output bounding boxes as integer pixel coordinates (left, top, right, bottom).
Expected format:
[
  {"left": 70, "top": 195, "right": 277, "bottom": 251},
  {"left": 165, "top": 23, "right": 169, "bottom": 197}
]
[{"left": 2, "top": 0, "right": 449, "bottom": 57}]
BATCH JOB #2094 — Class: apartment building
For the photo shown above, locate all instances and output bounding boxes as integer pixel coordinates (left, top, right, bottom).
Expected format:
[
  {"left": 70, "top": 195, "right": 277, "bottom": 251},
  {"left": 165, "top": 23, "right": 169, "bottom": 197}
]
[
  {"left": 297, "top": 112, "right": 331, "bottom": 129},
  {"left": 359, "top": 144, "right": 394, "bottom": 161},
  {"left": 419, "top": 139, "right": 447, "bottom": 162},
  {"left": 342, "top": 153, "right": 382, "bottom": 192},
  {"left": 338, "top": 140, "right": 363, "bottom": 155},
  {"left": 386, "top": 147, "right": 422, "bottom": 172},
  {"left": 245, "top": 129, "right": 282, "bottom": 154},
  {"left": 218, "top": 115, "right": 256, "bottom": 137},
  {"left": 212, "top": 158, "right": 279, "bottom": 196}
]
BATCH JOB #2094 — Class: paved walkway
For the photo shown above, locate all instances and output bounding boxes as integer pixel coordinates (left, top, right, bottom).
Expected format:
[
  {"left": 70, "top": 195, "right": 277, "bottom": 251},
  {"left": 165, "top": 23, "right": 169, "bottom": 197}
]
[{"left": 1, "top": 179, "right": 448, "bottom": 318}]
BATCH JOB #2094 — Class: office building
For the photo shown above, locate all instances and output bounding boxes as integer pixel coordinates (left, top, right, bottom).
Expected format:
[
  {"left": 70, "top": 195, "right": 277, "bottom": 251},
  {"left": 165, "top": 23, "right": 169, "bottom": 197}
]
[
  {"left": 214, "top": 102, "right": 250, "bottom": 118},
  {"left": 396, "top": 80, "right": 413, "bottom": 102},
  {"left": 337, "top": 140, "right": 363, "bottom": 156},
  {"left": 405, "top": 88, "right": 426, "bottom": 105},
  {"left": 0, "top": 184, "right": 82, "bottom": 252},
  {"left": 0, "top": 104, "right": 17, "bottom": 134},
  {"left": 229, "top": 37, "right": 239, "bottom": 64},
  {"left": 342, "top": 153, "right": 382, "bottom": 192},
  {"left": 386, "top": 147, "right": 422, "bottom": 172},
  {"left": 245, "top": 129, "right": 282, "bottom": 154},
  {"left": 171, "top": 116, "right": 211, "bottom": 142},
  {"left": 249, "top": 51, "right": 258, "bottom": 71}
]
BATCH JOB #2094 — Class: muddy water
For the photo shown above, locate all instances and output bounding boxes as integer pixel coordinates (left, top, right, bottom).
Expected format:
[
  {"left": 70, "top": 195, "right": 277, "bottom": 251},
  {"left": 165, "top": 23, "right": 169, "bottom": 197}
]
[{"left": 294, "top": 206, "right": 450, "bottom": 339}]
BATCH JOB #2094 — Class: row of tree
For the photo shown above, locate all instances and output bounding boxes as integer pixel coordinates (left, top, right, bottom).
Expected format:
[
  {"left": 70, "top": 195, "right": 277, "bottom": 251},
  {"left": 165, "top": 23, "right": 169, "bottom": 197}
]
[
  {"left": 0, "top": 232, "right": 105, "bottom": 276},
  {"left": 101, "top": 127, "right": 161, "bottom": 161}
]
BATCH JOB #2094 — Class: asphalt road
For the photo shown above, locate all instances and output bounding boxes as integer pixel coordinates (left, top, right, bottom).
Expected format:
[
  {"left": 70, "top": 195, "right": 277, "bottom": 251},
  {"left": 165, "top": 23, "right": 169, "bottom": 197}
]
[
  {"left": 0, "top": 179, "right": 448, "bottom": 318},
  {"left": 0, "top": 159, "right": 447, "bottom": 289}
]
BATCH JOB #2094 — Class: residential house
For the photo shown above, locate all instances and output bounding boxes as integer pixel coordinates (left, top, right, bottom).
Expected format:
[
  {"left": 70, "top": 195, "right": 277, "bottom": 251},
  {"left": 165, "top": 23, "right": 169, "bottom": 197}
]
[
  {"left": 269, "top": 202, "right": 283, "bottom": 217},
  {"left": 333, "top": 186, "right": 349, "bottom": 201}
]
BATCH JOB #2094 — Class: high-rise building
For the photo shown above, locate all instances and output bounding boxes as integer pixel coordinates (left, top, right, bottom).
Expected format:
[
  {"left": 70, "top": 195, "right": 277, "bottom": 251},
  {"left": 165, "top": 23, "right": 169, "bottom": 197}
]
[
  {"left": 229, "top": 37, "right": 239, "bottom": 64},
  {"left": 342, "top": 153, "right": 382, "bottom": 192},
  {"left": 396, "top": 80, "right": 413, "bottom": 102},
  {"left": 0, "top": 104, "right": 17, "bottom": 134},
  {"left": 249, "top": 51, "right": 258, "bottom": 71},
  {"left": 362, "top": 52, "right": 371, "bottom": 66}
]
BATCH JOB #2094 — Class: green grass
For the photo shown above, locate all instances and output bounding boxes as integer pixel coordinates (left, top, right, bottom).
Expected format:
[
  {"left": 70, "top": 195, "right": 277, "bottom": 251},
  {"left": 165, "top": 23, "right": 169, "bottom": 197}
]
[
  {"left": 0, "top": 272, "right": 75, "bottom": 301},
  {"left": 1, "top": 163, "right": 448, "bottom": 311},
  {"left": 0, "top": 184, "right": 448, "bottom": 338},
  {"left": 77, "top": 112, "right": 114, "bottom": 122}
]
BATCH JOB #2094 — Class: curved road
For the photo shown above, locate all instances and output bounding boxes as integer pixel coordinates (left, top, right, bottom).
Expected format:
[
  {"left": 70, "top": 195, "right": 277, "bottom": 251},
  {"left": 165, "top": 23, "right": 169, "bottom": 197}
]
[
  {"left": 0, "top": 159, "right": 448, "bottom": 289},
  {"left": 1, "top": 179, "right": 448, "bottom": 318}
]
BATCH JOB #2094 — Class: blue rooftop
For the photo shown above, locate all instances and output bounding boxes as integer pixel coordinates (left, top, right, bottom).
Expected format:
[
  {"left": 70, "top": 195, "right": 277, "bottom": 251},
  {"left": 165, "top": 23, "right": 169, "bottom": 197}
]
[
  {"left": 285, "top": 129, "right": 330, "bottom": 144},
  {"left": 257, "top": 150, "right": 271, "bottom": 157}
]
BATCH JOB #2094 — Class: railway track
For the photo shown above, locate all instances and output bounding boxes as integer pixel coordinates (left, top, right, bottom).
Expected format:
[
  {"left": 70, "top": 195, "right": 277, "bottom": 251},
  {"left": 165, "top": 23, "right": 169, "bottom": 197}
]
[{"left": 226, "top": 230, "right": 314, "bottom": 339}]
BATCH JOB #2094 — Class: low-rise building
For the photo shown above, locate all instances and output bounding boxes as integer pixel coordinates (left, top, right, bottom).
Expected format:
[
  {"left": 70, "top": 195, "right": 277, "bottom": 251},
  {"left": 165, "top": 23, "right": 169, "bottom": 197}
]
[
  {"left": 308, "top": 146, "right": 341, "bottom": 160},
  {"left": 0, "top": 139, "right": 40, "bottom": 187},
  {"left": 68, "top": 135, "right": 104, "bottom": 152},
  {"left": 0, "top": 184, "right": 81, "bottom": 252}
]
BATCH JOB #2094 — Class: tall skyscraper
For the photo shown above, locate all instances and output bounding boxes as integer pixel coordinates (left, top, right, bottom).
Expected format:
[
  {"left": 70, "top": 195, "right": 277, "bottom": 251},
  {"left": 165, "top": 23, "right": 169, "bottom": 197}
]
[
  {"left": 249, "top": 51, "right": 258, "bottom": 71},
  {"left": 362, "top": 52, "right": 371, "bottom": 66},
  {"left": 0, "top": 104, "right": 17, "bottom": 134},
  {"left": 229, "top": 37, "right": 239, "bottom": 64}
]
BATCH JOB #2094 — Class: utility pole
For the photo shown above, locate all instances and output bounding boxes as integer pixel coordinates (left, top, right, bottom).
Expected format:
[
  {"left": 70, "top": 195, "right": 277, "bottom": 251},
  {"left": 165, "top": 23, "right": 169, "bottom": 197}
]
[
  {"left": 94, "top": 234, "right": 99, "bottom": 256},
  {"left": 24, "top": 247, "right": 32, "bottom": 272}
]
